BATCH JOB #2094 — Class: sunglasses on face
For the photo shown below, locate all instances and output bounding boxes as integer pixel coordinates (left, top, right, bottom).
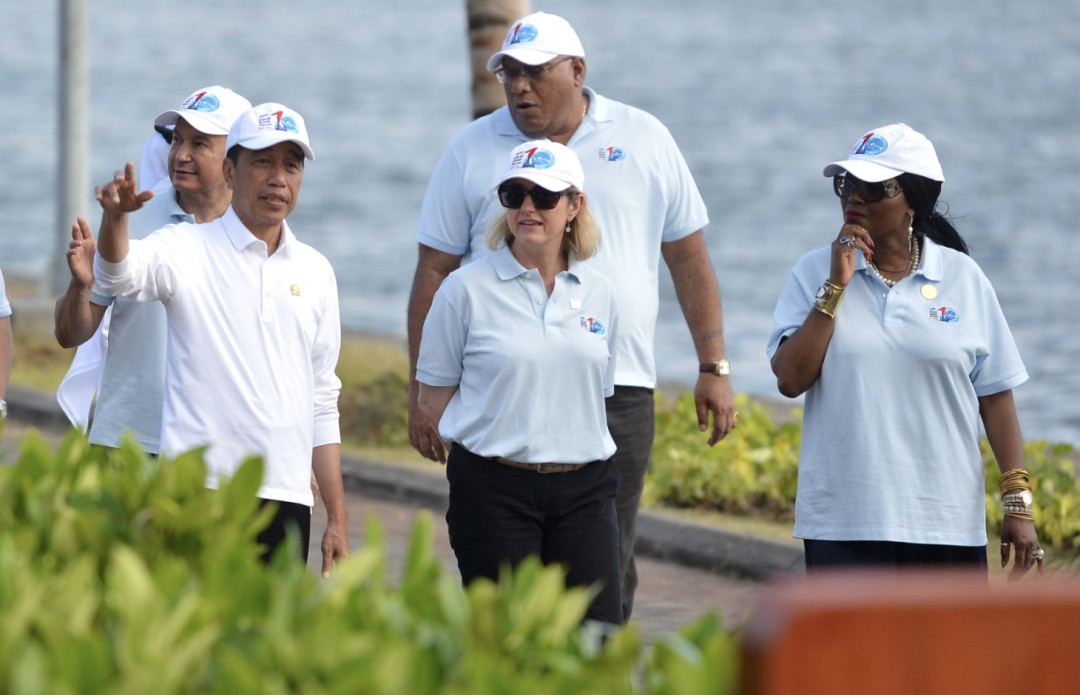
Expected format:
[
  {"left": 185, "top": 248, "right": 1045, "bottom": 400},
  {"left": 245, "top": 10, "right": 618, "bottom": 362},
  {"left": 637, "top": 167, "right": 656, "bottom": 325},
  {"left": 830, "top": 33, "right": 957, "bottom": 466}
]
[
  {"left": 833, "top": 174, "right": 903, "bottom": 203},
  {"left": 497, "top": 182, "right": 568, "bottom": 210}
]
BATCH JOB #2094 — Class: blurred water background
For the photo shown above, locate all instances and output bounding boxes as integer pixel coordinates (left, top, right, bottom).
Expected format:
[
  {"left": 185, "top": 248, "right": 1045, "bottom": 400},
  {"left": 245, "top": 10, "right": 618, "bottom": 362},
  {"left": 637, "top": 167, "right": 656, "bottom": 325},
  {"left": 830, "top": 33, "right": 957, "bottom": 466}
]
[{"left": 2, "top": 0, "right": 1078, "bottom": 445}]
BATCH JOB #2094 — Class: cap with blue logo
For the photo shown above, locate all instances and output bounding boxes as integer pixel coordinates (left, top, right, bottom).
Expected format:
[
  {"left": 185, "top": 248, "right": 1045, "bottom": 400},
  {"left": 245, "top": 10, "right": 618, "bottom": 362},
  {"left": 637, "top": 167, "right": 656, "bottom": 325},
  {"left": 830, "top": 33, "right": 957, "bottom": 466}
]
[
  {"left": 486, "top": 12, "right": 585, "bottom": 71},
  {"left": 226, "top": 102, "right": 314, "bottom": 160},
  {"left": 154, "top": 85, "right": 252, "bottom": 136},
  {"left": 498, "top": 139, "right": 584, "bottom": 192},
  {"left": 823, "top": 123, "right": 944, "bottom": 183}
]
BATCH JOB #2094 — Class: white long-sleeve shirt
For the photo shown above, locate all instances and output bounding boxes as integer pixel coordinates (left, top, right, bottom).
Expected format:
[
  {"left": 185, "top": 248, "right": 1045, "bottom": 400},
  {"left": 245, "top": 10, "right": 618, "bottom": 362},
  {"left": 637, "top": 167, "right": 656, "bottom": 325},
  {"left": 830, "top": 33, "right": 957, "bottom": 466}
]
[{"left": 95, "top": 206, "right": 342, "bottom": 506}]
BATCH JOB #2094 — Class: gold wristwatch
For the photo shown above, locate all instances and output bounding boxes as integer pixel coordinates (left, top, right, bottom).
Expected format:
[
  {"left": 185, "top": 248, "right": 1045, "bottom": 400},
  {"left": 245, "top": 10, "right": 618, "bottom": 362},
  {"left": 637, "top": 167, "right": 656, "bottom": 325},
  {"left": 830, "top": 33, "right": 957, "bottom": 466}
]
[{"left": 699, "top": 360, "right": 731, "bottom": 377}]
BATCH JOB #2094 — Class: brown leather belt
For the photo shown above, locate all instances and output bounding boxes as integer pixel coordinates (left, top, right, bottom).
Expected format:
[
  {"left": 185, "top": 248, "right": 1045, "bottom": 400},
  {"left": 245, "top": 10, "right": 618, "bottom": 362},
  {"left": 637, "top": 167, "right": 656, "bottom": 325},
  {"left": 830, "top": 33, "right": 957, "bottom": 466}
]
[{"left": 491, "top": 457, "right": 588, "bottom": 474}]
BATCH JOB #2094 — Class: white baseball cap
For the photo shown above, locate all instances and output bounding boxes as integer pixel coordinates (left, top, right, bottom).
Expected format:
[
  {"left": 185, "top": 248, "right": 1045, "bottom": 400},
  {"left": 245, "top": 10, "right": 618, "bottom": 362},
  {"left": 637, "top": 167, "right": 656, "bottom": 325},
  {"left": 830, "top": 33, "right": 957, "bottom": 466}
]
[
  {"left": 154, "top": 86, "right": 252, "bottom": 136},
  {"left": 823, "top": 123, "right": 945, "bottom": 182},
  {"left": 486, "top": 12, "right": 585, "bottom": 71},
  {"left": 498, "top": 139, "right": 584, "bottom": 192},
  {"left": 226, "top": 102, "right": 314, "bottom": 160}
]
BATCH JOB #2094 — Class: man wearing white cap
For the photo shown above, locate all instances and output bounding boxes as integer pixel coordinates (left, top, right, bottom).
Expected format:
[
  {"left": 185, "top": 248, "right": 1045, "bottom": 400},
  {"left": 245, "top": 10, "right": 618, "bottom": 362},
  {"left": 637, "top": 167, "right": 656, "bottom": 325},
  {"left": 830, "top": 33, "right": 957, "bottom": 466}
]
[
  {"left": 55, "top": 85, "right": 251, "bottom": 453},
  {"left": 92, "top": 103, "right": 349, "bottom": 574},
  {"left": 407, "top": 11, "right": 735, "bottom": 619}
]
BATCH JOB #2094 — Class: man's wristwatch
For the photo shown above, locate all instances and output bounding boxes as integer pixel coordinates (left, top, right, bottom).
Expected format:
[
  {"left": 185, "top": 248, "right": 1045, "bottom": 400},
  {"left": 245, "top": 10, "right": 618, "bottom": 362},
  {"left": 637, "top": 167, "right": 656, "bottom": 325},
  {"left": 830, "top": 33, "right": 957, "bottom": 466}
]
[
  {"left": 0, "top": 399, "right": 6, "bottom": 419},
  {"left": 699, "top": 360, "right": 731, "bottom": 377}
]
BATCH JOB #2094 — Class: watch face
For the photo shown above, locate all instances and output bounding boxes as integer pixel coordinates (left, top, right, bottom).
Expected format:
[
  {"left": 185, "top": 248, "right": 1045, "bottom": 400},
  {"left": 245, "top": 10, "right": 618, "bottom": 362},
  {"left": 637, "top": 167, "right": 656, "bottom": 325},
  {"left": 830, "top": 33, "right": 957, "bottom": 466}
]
[
  {"left": 816, "top": 285, "right": 827, "bottom": 299},
  {"left": 1020, "top": 490, "right": 1033, "bottom": 506}
]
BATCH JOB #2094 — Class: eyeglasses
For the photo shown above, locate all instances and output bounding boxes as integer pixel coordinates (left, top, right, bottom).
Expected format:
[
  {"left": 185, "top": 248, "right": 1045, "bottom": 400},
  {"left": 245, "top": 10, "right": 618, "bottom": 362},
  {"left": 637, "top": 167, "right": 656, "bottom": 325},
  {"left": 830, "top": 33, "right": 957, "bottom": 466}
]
[
  {"left": 494, "top": 56, "right": 573, "bottom": 85},
  {"left": 833, "top": 174, "right": 903, "bottom": 203},
  {"left": 497, "top": 182, "right": 568, "bottom": 210}
]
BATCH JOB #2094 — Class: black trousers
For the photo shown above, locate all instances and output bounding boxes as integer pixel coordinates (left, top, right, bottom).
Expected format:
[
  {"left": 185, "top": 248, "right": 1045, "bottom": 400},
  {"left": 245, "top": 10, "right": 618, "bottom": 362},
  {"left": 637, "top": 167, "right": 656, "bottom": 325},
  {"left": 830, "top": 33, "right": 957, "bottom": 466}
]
[
  {"left": 256, "top": 498, "right": 312, "bottom": 564},
  {"left": 605, "top": 386, "right": 655, "bottom": 621},
  {"left": 804, "top": 539, "right": 988, "bottom": 575},
  {"left": 445, "top": 444, "right": 623, "bottom": 625}
]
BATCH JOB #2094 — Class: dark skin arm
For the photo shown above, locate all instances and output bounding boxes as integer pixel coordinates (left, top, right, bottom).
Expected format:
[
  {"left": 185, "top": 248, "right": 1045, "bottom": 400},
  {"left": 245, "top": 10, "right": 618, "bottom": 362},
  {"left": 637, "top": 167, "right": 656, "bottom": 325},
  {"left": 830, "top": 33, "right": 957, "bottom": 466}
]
[
  {"left": 981, "top": 389, "right": 1043, "bottom": 581},
  {"left": 771, "top": 223, "right": 873, "bottom": 396},
  {"left": 406, "top": 244, "right": 463, "bottom": 463},
  {"left": 662, "top": 231, "right": 735, "bottom": 445}
]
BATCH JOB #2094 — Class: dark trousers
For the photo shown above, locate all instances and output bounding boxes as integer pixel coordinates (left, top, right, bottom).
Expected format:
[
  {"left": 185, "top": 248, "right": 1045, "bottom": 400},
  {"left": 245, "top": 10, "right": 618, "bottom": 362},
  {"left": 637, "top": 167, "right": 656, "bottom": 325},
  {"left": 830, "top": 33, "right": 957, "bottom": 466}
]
[
  {"left": 446, "top": 444, "right": 623, "bottom": 625},
  {"left": 257, "top": 498, "right": 312, "bottom": 564},
  {"left": 605, "top": 386, "right": 655, "bottom": 621},
  {"left": 804, "top": 539, "right": 988, "bottom": 575}
]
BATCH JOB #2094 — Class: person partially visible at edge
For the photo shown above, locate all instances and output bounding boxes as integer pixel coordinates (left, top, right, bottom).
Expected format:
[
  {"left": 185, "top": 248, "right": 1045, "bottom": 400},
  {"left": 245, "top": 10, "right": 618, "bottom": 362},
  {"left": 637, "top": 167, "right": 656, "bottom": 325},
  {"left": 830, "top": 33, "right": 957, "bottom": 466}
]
[
  {"left": 767, "top": 123, "right": 1043, "bottom": 579},
  {"left": 417, "top": 140, "right": 622, "bottom": 624},
  {"left": 54, "top": 85, "right": 252, "bottom": 455},
  {"left": 0, "top": 268, "right": 12, "bottom": 427},
  {"left": 407, "top": 11, "right": 736, "bottom": 621},
  {"left": 91, "top": 103, "right": 349, "bottom": 573}
]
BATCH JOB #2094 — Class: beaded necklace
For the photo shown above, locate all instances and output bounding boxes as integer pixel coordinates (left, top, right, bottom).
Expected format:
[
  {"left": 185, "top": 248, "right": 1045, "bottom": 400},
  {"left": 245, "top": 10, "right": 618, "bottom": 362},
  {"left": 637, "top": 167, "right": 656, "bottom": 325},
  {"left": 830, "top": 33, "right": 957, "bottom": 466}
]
[{"left": 870, "top": 231, "right": 920, "bottom": 288}]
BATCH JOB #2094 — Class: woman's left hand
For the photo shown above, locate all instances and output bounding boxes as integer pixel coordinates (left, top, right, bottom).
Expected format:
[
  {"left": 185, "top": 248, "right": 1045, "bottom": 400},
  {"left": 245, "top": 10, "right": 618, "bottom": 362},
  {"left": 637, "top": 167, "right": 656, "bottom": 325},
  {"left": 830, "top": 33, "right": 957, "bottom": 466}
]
[{"left": 999, "top": 516, "right": 1044, "bottom": 582}]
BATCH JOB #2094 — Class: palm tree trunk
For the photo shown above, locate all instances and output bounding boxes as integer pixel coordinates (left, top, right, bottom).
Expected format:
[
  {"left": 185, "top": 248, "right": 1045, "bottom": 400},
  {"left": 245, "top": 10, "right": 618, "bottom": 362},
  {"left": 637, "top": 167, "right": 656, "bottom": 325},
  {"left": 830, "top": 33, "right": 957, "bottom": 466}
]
[{"left": 466, "top": 0, "right": 530, "bottom": 119}]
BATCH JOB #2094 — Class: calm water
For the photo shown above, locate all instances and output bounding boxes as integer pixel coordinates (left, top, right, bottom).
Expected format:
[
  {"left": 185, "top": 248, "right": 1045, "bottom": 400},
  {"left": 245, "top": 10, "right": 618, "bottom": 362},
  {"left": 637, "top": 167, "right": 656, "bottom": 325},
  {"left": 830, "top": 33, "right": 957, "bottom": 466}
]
[{"left": 2, "top": 0, "right": 1078, "bottom": 444}]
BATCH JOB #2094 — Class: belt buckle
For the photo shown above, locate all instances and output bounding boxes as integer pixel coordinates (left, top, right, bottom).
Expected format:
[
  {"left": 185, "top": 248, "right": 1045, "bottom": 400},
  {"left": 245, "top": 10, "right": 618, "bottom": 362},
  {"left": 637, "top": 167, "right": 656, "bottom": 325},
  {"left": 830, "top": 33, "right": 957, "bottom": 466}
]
[{"left": 535, "top": 462, "right": 555, "bottom": 474}]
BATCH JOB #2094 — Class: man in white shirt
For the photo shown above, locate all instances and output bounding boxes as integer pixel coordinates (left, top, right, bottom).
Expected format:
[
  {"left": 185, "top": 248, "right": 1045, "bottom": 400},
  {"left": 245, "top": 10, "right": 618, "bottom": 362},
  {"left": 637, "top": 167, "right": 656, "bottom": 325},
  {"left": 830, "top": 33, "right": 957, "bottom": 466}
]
[
  {"left": 92, "top": 103, "right": 349, "bottom": 574},
  {"left": 408, "top": 11, "right": 736, "bottom": 619}
]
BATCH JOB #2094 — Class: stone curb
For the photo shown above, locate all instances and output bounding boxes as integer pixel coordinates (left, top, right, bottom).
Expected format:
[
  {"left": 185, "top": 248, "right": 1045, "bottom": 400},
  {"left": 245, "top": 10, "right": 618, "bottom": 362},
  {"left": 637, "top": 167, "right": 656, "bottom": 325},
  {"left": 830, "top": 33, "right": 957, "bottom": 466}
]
[{"left": 6, "top": 389, "right": 805, "bottom": 581}]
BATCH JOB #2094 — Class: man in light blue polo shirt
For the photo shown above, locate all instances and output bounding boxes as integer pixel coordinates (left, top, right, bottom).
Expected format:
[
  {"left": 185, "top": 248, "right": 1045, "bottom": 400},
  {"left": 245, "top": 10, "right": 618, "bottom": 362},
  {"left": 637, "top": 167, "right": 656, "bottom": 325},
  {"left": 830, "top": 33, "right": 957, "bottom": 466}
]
[
  {"left": 407, "top": 10, "right": 736, "bottom": 621},
  {"left": 54, "top": 85, "right": 251, "bottom": 452}
]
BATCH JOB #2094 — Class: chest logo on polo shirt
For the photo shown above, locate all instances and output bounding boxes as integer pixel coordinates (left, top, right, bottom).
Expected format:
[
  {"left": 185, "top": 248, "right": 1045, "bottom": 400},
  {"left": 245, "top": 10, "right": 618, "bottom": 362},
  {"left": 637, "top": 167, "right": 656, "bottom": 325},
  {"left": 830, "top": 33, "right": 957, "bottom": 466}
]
[
  {"left": 597, "top": 146, "right": 626, "bottom": 162},
  {"left": 928, "top": 306, "right": 960, "bottom": 323},
  {"left": 580, "top": 317, "right": 606, "bottom": 335}
]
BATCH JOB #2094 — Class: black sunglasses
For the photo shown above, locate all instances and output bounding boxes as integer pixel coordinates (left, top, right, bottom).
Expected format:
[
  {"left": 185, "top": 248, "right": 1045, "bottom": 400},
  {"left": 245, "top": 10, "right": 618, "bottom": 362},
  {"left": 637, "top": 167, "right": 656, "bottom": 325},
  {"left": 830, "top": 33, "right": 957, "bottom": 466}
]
[
  {"left": 833, "top": 174, "right": 903, "bottom": 203},
  {"left": 497, "top": 182, "right": 568, "bottom": 210}
]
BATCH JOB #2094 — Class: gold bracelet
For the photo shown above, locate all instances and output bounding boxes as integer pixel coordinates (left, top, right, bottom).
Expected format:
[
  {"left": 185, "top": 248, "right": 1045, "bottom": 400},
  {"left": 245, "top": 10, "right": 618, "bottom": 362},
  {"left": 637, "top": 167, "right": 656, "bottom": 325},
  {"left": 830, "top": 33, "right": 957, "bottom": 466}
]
[
  {"left": 998, "top": 469, "right": 1031, "bottom": 495},
  {"left": 813, "top": 280, "right": 845, "bottom": 318}
]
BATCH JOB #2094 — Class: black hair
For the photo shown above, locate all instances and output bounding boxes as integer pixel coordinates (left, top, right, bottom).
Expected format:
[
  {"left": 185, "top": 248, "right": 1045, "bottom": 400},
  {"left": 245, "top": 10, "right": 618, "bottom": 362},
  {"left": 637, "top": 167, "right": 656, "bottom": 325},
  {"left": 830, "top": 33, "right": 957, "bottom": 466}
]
[
  {"left": 226, "top": 145, "right": 242, "bottom": 165},
  {"left": 896, "top": 173, "right": 968, "bottom": 255}
]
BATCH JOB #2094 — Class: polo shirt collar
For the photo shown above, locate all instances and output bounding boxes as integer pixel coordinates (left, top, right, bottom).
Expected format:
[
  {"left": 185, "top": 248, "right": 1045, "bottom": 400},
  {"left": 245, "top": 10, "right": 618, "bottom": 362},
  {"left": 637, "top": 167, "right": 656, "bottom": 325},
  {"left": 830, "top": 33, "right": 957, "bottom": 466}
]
[
  {"left": 915, "top": 236, "right": 944, "bottom": 282},
  {"left": 491, "top": 244, "right": 583, "bottom": 283},
  {"left": 220, "top": 206, "right": 295, "bottom": 256},
  {"left": 160, "top": 185, "right": 194, "bottom": 223}
]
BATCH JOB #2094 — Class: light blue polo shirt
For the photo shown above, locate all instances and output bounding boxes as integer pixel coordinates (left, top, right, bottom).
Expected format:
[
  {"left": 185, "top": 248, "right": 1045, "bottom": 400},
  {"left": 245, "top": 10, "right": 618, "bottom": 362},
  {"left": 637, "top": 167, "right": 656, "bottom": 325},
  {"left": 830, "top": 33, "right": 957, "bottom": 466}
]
[
  {"left": 417, "top": 245, "right": 618, "bottom": 464},
  {"left": 417, "top": 87, "right": 708, "bottom": 389},
  {"left": 88, "top": 186, "right": 193, "bottom": 452},
  {"left": 767, "top": 238, "right": 1028, "bottom": 546}
]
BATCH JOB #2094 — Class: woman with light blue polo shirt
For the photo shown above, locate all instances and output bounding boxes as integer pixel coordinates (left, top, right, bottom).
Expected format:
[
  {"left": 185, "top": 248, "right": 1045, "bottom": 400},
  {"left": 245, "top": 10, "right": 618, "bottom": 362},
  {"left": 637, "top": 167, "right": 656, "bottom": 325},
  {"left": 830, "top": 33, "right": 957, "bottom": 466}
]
[
  {"left": 416, "top": 140, "right": 622, "bottom": 624},
  {"left": 768, "top": 123, "right": 1043, "bottom": 579}
]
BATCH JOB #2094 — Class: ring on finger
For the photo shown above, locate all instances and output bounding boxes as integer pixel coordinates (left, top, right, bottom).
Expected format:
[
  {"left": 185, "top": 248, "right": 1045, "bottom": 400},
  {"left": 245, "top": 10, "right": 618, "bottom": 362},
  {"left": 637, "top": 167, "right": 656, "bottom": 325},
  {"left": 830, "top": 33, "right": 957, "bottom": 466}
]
[{"left": 1032, "top": 548, "right": 1045, "bottom": 560}]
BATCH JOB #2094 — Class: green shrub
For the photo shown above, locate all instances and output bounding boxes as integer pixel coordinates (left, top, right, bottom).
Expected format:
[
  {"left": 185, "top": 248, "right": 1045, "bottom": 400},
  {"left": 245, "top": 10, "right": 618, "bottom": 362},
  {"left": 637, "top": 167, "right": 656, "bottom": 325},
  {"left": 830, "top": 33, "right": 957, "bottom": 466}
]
[
  {"left": 647, "top": 393, "right": 801, "bottom": 520},
  {"left": 0, "top": 426, "right": 740, "bottom": 693},
  {"left": 338, "top": 369, "right": 411, "bottom": 447}
]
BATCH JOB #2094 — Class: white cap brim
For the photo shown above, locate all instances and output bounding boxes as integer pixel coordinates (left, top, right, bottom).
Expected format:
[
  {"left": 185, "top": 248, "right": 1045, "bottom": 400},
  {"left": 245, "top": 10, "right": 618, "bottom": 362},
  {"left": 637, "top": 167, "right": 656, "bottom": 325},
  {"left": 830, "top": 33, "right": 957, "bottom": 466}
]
[
  {"left": 500, "top": 169, "right": 575, "bottom": 192},
  {"left": 823, "top": 158, "right": 903, "bottom": 183},
  {"left": 487, "top": 47, "right": 561, "bottom": 71},
  {"left": 237, "top": 133, "right": 315, "bottom": 161},
  {"left": 154, "top": 109, "right": 230, "bottom": 136}
]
